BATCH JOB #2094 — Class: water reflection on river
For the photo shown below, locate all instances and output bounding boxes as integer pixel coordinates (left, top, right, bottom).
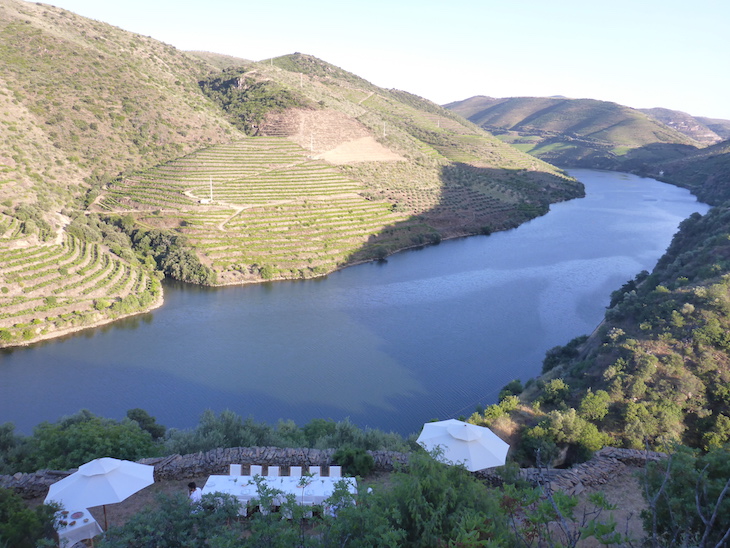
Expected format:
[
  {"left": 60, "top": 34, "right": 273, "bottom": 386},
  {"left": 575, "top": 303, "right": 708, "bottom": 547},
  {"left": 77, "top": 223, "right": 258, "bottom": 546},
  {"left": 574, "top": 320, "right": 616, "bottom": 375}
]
[{"left": 0, "top": 170, "right": 710, "bottom": 435}]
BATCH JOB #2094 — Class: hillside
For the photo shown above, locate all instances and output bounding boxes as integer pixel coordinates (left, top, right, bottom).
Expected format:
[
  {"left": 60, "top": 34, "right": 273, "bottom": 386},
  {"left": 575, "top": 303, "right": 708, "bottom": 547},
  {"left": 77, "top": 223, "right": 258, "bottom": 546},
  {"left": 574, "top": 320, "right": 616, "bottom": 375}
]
[
  {"left": 446, "top": 95, "right": 702, "bottom": 169},
  {"left": 639, "top": 107, "right": 723, "bottom": 145},
  {"left": 652, "top": 139, "right": 730, "bottom": 205},
  {"left": 0, "top": 2, "right": 582, "bottom": 347},
  {"left": 478, "top": 201, "right": 730, "bottom": 466}
]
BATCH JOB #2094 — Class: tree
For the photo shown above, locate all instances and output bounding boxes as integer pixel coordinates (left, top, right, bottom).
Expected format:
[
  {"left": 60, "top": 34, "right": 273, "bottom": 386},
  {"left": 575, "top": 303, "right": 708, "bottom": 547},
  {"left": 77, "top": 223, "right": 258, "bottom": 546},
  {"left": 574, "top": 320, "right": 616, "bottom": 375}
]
[
  {"left": 23, "top": 410, "right": 157, "bottom": 471},
  {"left": 642, "top": 444, "right": 730, "bottom": 547},
  {"left": 578, "top": 390, "right": 611, "bottom": 422},
  {"left": 126, "top": 408, "right": 166, "bottom": 440},
  {"left": 0, "top": 488, "right": 58, "bottom": 548}
]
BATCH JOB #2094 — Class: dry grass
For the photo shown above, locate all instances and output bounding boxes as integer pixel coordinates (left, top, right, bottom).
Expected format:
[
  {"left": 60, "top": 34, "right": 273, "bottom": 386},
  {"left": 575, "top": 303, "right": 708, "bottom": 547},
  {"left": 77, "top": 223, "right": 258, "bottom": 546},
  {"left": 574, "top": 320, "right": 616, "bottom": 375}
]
[{"left": 573, "top": 465, "right": 648, "bottom": 547}]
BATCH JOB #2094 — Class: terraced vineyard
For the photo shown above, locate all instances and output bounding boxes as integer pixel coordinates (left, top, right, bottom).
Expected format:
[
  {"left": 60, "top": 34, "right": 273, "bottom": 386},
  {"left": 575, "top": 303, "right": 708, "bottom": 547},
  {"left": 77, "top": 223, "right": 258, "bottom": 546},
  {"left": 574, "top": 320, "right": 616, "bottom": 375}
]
[
  {"left": 0, "top": 227, "right": 160, "bottom": 346},
  {"left": 98, "top": 137, "right": 425, "bottom": 283}
]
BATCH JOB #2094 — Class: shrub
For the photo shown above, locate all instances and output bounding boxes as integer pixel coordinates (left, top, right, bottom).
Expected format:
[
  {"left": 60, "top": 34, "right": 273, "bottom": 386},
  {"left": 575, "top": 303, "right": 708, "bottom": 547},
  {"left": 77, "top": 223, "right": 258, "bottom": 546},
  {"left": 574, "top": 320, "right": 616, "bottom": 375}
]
[
  {"left": 332, "top": 446, "right": 375, "bottom": 477},
  {"left": 499, "top": 379, "right": 523, "bottom": 401},
  {"left": 0, "top": 488, "right": 58, "bottom": 548},
  {"left": 539, "top": 378, "right": 569, "bottom": 406}
]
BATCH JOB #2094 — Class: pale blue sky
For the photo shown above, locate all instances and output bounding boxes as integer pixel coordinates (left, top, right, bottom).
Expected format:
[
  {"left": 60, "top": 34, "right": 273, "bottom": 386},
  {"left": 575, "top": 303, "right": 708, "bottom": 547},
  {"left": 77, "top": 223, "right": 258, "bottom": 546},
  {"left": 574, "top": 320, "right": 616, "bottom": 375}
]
[{"left": 42, "top": 0, "right": 730, "bottom": 119}]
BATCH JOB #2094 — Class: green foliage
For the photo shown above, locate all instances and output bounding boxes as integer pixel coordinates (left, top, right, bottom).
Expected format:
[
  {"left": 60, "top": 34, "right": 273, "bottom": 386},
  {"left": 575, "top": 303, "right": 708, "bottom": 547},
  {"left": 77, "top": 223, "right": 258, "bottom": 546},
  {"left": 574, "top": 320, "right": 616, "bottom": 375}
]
[
  {"left": 20, "top": 409, "right": 158, "bottom": 471},
  {"left": 126, "top": 408, "right": 166, "bottom": 440},
  {"left": 121, "top": 224, "right": 216, "bottom": 284},
  {"left": 542, "top": 335, "right": 588, "bottom": 373},
  {"left": 347, "top": 452, "right": 508, "bottom": 547},
  {"left": 498, "top": 379, "right": 523, "bottom": 401},
  {"left": 163, "top": 411, "right": 409, "bottom": 456},
  {"left": 0, "top": 488, "right": 58, "bottom": 548},
  {"left": 332, "top": 446, "right": 375, "bottom": 477},
  {"left": 200, "top": 69, "right": 311, "bottom": 135},
  {"left": 99, "top": 492, "right": 241, "bottom": 547},
  {"left": 642, "top": 444, "right": 730, "bottom": 547},
  {"left": 539, "top": 378, "right": 570, "bottom": 406},
  {"left": 578, "top": 389, "right": 611, "bottom": 422}
]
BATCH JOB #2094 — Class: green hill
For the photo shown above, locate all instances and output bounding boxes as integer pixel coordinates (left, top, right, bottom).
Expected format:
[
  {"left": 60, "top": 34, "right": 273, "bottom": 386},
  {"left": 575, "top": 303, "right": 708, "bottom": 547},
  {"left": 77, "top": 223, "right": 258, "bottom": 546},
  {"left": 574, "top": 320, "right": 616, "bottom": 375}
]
[
  {"left": 446, "top": 95, "right": 701, "bottom": 169},
  {"left": 478, "top": 199, "right": 730, "bottom": 466},
  {"left": 639, "top": 107, "right": 723, "bottom": 145},
  {"left": 0, "top": 1, "right": 582, "bottom": 347},
  {"left": 652, "top": 139, "right": 730, "bottom": 205}
]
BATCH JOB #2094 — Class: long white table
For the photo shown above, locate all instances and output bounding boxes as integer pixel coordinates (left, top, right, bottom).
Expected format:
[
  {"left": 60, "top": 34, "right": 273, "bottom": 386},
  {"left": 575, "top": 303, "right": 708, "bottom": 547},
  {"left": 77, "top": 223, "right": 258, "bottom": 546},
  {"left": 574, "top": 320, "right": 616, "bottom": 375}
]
[{"left": 202, "top": 474, "right": 356, "bottom": 509}]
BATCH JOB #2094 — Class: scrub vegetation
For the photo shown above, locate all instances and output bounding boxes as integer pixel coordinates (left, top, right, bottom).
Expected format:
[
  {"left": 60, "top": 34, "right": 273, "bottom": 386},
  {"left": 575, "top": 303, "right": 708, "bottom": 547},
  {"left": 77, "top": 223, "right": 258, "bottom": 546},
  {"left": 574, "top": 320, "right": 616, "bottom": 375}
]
[{"left": 470, "top": 203, "right": 730, "bottom": 475}]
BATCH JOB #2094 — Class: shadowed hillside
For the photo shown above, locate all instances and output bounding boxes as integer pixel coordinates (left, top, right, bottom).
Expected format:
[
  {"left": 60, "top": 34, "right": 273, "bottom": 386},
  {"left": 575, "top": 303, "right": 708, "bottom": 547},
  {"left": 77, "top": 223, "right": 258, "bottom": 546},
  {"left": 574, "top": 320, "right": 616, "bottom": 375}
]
[{"left": 651, "top": 139, "right": 730, "bottom": 205}]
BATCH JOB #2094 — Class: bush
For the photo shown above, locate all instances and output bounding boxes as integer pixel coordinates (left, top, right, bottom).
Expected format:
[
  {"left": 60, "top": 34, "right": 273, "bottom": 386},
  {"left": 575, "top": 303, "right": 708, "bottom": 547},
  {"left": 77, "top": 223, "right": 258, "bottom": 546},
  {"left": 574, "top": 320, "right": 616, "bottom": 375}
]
[
  {"left": 539, "top": 378, "right": 569, "bottom": 406},
  {"left": 99, "top": 492, "right": 240, "bottom": 547},
  {"left": 578, "top": 389, "right": 611, "bottom": 422},
  {"left": 642, "top": 444, "right": 730, "bottom": 547},
  {"left": 20, "top": 410, "right": 158, "bottom": 471},
  {"left": 0, "top": 488, "right": 58, "bottom": 548},
  {"left": 332, "top": 446, "right": 375, "bottom": 477},
  {"left": 499, "top": 379, "right": 523, "bottom": 401}
]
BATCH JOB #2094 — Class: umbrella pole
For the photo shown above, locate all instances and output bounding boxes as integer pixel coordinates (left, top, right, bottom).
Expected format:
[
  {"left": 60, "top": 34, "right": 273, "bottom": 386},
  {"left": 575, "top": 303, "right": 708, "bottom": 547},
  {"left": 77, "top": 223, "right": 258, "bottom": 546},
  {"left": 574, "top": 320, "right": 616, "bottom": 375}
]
[{"left": 103, "top": 504, "right": 108, "bottom": 530}]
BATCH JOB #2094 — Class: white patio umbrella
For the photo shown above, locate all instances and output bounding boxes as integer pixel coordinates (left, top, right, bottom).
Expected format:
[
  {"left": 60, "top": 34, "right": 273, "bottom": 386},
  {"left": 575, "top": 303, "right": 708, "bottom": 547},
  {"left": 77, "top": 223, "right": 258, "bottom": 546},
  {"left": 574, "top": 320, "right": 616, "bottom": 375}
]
[
  {"left": 44, "top": 457, "right": 154, "bottom": 528},
  {"left": 416, "top": 419, "right": 510, "bottom": 472}
]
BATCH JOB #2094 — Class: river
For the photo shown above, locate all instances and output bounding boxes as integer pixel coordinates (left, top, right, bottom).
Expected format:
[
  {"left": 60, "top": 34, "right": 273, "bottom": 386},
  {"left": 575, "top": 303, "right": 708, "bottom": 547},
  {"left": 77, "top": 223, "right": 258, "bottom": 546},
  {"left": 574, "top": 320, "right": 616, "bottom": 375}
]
[{"left": 0, "top": 169, "right": 710, "bottom": 436}]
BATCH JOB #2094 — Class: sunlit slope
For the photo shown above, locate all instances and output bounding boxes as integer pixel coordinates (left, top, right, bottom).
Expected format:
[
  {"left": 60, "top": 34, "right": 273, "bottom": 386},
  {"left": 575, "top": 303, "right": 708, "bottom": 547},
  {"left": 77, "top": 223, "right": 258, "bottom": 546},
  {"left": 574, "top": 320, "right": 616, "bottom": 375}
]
[
  {"left": 97, "top": 138, "right": 423, "bottom": 283},
  {"left": 0, "top": 224, "right": 160, "bottom": 345},
  {"left": 446, "top": 96, "right": 700, "bottom": 168},
  {"left": 0, "top": 0, "right": 239, "bottom": 345},
  {"left": 96, "top": 54, "right": 583, "bottom": 283}
]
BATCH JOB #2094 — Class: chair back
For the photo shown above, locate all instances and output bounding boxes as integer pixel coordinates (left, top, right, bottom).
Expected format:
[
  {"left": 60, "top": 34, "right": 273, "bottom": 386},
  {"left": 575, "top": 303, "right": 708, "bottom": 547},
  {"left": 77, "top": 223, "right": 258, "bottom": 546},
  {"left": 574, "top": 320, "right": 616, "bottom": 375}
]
[
  {"left": 229, "top": 464, "right": 242, "bottom": 475},
  {"left": 289, "top": 466, "right": 302, "bottom": 477},
  {"left": 249, "top": 464, "right": 263, "bottom": 476}
]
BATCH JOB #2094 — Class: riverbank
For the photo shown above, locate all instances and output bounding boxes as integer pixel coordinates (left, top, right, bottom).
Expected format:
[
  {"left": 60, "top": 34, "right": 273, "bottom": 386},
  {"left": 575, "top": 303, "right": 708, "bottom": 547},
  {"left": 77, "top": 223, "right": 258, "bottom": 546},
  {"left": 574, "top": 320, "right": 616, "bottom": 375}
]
[
  {"left": 0, "top": 291, "right": 165, "bottom": 350},
  {"left": 0, "top": 170, "right": 709, "bottom": 436}
]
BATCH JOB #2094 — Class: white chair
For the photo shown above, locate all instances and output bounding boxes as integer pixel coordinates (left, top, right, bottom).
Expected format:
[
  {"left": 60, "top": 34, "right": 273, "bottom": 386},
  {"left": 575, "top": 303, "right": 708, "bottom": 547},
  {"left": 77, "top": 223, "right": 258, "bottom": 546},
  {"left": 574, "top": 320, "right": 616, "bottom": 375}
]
[
  {"left": 250, "top": 464, "right": 263, "bottom": 476},
  {"left": 309, "top": 466, "right": 321, "bottom": 477},
  {"left": 329, "top": 465, "right": 341, "bottom": 478},
  {"left": 289, "top": 466, "right": 301, "bottom": 477},
  {"left": 229, "top": 464, "right": 242, "bottom": 475},
  {"left": 267, "top": 465, "right": 280, "bottom": 477}
]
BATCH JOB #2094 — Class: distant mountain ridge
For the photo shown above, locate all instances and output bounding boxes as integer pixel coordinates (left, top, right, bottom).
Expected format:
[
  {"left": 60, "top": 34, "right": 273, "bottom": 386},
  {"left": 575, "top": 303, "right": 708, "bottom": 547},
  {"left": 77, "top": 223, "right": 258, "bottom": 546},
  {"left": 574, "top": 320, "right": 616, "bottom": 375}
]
[
  {"left": 445, "top": 95, "right": 720, "bottom": 171},
  {"left": 639, "top": 107, "right": 723, "bottom": 145}
]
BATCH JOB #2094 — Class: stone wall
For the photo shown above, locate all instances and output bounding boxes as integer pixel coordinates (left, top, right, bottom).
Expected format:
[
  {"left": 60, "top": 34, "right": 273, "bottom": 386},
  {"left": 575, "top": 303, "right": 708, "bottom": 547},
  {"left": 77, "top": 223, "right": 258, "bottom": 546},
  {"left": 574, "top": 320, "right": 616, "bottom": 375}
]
[
  {"left": 475, "top": 447, "right": 667, "bottom": 495},
  {"left": 0, "top": 446, "right": 665, "bottom": 500},
  {"left": 0, "top": 446, "right": 409, "bottom": 499}
]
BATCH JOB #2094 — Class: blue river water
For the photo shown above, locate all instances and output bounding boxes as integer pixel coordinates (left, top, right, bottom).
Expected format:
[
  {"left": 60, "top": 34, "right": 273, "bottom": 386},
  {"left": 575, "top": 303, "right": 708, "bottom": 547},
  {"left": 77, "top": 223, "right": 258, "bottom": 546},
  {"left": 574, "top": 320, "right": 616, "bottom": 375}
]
[{"left": 0, "top": 169, "right": 710, "bottom": 436}]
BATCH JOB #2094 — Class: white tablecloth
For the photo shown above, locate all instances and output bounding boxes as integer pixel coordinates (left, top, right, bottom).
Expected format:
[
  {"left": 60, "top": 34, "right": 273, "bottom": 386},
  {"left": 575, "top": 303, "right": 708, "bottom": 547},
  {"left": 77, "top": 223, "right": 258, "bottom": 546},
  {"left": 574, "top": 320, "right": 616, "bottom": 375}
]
[
  {"left": 56, "top": 509, "right": 103, "bottom": 546},
  {"left": 202, "top": 474, "right": 356, "bottom": 508}
]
